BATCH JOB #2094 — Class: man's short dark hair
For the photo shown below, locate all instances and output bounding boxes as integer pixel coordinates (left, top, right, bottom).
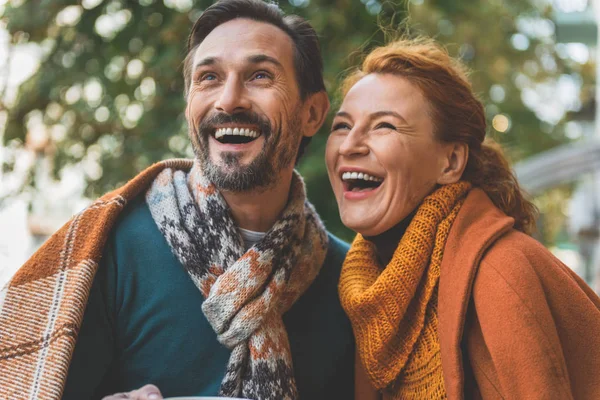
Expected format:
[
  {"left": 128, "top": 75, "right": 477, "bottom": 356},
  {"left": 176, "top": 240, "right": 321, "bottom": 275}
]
[{"left": 183, "top": 0, "right": 326, "bottom": 162}]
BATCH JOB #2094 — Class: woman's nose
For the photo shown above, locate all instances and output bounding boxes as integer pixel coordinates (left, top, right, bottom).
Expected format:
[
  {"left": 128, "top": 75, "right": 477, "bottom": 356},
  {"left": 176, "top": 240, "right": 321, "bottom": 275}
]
[{"left": 338, "top": 128, "right": 369, "bottom": 157}]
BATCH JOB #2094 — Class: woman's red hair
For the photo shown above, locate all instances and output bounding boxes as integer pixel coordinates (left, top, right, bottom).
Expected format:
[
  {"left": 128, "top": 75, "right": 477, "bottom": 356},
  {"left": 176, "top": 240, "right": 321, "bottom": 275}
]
[{"left": 342, "top": 38, "right": 537, "bottom": 234}]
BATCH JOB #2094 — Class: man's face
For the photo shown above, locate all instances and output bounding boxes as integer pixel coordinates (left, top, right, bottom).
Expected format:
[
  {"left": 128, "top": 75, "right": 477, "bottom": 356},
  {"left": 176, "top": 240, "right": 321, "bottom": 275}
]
[{"left": 186, "top": 18, "right": 303, "bottom": 192}]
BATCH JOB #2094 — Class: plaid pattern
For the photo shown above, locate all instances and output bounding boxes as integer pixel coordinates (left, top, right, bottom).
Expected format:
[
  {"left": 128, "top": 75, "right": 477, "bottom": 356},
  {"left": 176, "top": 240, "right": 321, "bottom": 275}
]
[
  {"left": 146, "top": 161, "right": 328, "bottom": 400},
  {"left": 0, "top": 159, "right": 192, "bottom": 399}
]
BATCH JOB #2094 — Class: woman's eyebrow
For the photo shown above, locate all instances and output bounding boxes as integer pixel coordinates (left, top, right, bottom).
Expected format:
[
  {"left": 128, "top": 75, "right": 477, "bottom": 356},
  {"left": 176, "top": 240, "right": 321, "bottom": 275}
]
[
  {"left": 369, "top": 110, "right": 408, "bottom": 125},
  {"left": 335, "top": 110, "right": 409, "bottom": 125},
  {"left": 335, "top": 111, "right": 351, "bottom": 118}
]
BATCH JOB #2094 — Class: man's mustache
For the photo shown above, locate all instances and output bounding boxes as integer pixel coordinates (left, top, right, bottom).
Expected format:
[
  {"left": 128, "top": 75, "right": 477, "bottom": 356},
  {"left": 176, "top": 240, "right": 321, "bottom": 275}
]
[{"left": 196, "top": 111, "right": 272, "bottom": 139}]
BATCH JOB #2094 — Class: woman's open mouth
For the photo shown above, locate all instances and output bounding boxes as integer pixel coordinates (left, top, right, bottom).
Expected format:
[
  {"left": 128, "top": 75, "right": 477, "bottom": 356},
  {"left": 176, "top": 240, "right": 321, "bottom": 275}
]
[
  {"left": 213, "top": 127, "right": 262, "bottom": 145},
  {"left": 341, "top": 171, "right": 383, "bottom": 193}
]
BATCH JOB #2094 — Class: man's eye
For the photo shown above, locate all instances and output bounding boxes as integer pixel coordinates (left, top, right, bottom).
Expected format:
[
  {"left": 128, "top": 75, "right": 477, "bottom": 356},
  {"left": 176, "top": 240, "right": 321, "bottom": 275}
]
[
  {"left": 252, "top": 71, "right": 271, "bottom": 80},
  {"left": 201, "top": 73, "right": 217, "bottom": 81}
]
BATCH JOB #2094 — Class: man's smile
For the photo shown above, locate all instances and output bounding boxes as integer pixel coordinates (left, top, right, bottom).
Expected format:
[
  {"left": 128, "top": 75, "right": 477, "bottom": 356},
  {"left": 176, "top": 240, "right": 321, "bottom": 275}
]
[
  {"left": 213, "top": 125, "right": 262, "bottom": 144},
  {"left": 209, "top": 126, "right": 265, "bottom": 153}
]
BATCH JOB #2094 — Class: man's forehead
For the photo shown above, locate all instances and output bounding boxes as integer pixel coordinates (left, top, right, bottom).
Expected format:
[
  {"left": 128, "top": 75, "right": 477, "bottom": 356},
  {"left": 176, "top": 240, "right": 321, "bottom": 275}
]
[{"left": 193, "top": 18, "right": 294, "bottom": 68}]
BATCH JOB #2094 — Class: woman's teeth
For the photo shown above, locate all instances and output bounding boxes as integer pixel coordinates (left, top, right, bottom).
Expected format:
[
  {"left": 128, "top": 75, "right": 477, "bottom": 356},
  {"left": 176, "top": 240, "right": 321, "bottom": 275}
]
[
  {"left": 214, "top": 127, "right": 260, "bottom": 140},
  {"left": 341, "top": 171, "right": 384, "bottom": 193},
  {"left": 341, "top": 171, "right": 383, "bottom": 182}
]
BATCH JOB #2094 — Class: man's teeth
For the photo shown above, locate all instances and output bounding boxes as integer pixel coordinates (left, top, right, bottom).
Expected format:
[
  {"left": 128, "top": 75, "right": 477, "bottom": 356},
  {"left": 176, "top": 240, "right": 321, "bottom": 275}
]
[
  {"left": 341, "top": 171, "right": 383, "bottom": 182},
  {"left": 214, "top": 127, "right": 260, "bottom": 140}
]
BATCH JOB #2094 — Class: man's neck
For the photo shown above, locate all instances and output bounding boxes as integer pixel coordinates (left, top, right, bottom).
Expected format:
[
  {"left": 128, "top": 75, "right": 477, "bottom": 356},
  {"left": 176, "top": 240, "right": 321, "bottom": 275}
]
[{"left": 220, "top": 168, "right": 294, "bottom": 232}]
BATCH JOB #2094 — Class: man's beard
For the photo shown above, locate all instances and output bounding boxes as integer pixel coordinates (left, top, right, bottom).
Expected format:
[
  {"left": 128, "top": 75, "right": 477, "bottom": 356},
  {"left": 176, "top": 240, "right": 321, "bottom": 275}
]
[{"left": 190, "top": 110, "right": 300, "bottom": 192}]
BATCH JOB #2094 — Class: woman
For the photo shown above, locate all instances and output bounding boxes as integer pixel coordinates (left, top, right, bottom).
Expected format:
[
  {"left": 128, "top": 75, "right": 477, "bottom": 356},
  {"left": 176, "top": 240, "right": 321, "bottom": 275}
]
[{"left": 326, "top": 38, "right": 600, "bottom": 400}]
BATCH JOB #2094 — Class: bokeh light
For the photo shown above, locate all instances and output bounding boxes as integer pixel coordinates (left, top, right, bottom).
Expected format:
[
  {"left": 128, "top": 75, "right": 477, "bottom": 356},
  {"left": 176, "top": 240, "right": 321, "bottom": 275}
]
[{"left": 492, "top": 114, "right": 511, "bottom": 133}]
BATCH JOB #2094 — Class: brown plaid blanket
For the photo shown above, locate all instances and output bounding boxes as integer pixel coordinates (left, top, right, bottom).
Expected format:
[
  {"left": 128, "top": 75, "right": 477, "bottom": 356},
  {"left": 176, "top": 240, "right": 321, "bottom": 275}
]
[{"left": 0, "top": 159, "right": 192, "bottom": 399}]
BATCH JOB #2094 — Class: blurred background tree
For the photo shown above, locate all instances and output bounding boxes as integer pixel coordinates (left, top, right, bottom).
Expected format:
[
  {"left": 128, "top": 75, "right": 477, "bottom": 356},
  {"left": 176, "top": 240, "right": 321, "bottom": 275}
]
[{"left": 0, "top": 0, "right": 593, "bottom": 242}]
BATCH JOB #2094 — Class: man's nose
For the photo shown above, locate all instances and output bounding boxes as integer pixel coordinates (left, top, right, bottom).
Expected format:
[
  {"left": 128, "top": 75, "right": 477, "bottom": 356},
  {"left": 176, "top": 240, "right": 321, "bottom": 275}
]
[
  {"left": 214, "top": 76, "right": 251, "bottom": 114},
  {"left": 338, "top": 128, "right": 369, "bottom": 157}
]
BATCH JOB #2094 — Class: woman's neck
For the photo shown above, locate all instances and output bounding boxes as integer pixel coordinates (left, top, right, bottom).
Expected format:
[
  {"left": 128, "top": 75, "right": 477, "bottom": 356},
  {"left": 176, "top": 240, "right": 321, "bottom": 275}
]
[{"left": 364, "top": 210, "right": 416, "bottom": 266}]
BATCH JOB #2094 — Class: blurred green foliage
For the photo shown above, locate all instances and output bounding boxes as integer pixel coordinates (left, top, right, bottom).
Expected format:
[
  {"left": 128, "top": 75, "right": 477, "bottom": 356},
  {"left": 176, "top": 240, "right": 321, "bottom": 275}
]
[{"left": 0, "top": 0, "right": 593, "bottom": 241}]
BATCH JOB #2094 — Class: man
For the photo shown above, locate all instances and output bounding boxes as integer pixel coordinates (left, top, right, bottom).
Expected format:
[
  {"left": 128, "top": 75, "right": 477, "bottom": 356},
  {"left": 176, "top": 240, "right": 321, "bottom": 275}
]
[{"left": 0, "top": 1, "right": 354, "bottom": 399}]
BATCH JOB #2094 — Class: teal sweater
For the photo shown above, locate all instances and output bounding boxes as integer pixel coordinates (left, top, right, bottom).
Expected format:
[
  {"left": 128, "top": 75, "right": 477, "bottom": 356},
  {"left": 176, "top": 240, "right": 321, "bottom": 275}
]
[{"left": 62, "top": 196, "right": 354, "bottom": 399}]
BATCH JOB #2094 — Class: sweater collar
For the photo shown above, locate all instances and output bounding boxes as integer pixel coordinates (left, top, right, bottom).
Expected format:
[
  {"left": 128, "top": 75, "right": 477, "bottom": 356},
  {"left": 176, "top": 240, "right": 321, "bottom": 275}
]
[
  {"left": 438, "top": 188, "right": 514, "bottom": 399},
  {"left": 363, "top": 209, "right": 416, "bottom": 266}
]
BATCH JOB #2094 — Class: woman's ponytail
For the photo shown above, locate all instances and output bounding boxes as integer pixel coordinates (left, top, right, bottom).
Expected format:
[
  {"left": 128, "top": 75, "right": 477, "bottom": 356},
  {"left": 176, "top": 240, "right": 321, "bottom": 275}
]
[{"left": 464, "top": 138, "right": 537, "bottom": 234}]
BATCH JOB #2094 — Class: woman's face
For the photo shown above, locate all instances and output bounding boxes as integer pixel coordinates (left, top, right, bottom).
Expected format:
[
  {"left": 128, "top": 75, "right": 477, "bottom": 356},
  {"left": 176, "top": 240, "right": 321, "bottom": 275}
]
[{"left": 326, "top": 73, "right": 453, "bottom": 236}]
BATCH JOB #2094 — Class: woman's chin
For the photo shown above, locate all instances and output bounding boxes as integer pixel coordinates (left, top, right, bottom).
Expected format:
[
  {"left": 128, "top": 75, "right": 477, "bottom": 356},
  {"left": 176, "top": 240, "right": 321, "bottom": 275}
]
[{"left": 341, "top": 216, "right": 384, "bottom": 237}]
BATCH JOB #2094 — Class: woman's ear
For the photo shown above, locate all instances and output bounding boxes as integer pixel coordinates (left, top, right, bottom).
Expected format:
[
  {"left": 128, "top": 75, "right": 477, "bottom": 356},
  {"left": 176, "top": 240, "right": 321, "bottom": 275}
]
[
  {"left": 301, "top": 91, "right": 330, "bottom": 138},
  {"left": 437, "top": 142, "right": 469, "bottom": 185}
]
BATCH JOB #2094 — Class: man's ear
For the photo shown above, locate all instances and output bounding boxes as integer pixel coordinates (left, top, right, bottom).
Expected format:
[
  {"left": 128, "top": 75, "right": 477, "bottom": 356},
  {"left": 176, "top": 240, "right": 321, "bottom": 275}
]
[
  {"left": 301, "top": 91, "right": 330, "bottom": 138},
  {"left": 437, "top": 142, "right": 469, "bottom": 185}
]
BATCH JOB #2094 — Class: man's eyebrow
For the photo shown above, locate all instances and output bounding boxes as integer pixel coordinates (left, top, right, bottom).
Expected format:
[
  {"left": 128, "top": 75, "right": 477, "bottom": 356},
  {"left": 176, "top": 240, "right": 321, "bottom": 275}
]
[
  {"left": 193, "top": 57, "right": 218, "bottom": 70},
  {"left": 193, "top": 55, "right": 283, "bottom": 71},
  {"left": 247, "top": 54, "right": 283, "bottom": 69}
]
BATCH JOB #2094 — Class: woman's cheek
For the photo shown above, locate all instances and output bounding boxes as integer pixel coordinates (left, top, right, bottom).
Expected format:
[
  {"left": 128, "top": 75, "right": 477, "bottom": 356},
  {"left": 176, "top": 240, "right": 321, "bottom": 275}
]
[{"left": 325, "top": 137, "right": 339, "bottom": 177}]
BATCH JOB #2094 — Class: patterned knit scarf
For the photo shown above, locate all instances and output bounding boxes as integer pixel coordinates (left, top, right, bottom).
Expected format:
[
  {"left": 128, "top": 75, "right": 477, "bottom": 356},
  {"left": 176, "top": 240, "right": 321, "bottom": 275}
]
[
  {"left": 146, "top": 162, "right": 328, "bottom": 400},
  {"left": 339, "top": 182, "right": 471, "bottom": 399}
]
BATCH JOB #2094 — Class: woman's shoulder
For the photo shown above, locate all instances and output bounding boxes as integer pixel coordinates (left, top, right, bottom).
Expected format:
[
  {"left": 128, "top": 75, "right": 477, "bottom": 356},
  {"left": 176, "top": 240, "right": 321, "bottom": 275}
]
[
  {"left": 473, "top": 228, "right": 597, "bottom": 312},
  {"left": 466, "top": 228, "right": 600, "bottom": 400},
  {"left": 479, "top": 229, "right": 556, "bottom": 274},
  {"left": 477, "top": 229, "right": 564, "bottom": 288}
]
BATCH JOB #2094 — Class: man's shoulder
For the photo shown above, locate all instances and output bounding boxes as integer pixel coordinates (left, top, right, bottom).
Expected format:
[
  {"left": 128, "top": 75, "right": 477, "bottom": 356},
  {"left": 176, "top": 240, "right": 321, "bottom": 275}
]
[
  {"left": 108, "top": 194, "right": 161, "bottom": 247},
  {"left": 323, "top": 232, "right": 350, "bottom": 270},
  {"left": 99, "top": 192, "right": 183, "bottom": 288}
]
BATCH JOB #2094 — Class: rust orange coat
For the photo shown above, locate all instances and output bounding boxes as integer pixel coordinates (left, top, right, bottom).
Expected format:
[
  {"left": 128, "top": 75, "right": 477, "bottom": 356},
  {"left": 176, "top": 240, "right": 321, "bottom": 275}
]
[{"left": 354, "top": 189, "right": 600, "bottom": 399}]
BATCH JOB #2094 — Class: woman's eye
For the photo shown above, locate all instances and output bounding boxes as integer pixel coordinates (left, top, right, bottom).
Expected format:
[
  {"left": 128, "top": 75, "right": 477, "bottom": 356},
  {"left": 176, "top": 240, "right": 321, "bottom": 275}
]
[
  {"left": 376, "top": 122, "right": 397, "bottom": 130},
  {"left": 332, "top": 122, "right": 351, "bottom": 131}
]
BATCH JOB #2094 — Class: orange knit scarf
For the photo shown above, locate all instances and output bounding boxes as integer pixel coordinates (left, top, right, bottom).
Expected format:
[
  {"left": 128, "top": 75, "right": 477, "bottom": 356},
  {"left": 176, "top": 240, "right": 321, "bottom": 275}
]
[{"left": 339, "top": 182, "right": 471, "bottom": 399}]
